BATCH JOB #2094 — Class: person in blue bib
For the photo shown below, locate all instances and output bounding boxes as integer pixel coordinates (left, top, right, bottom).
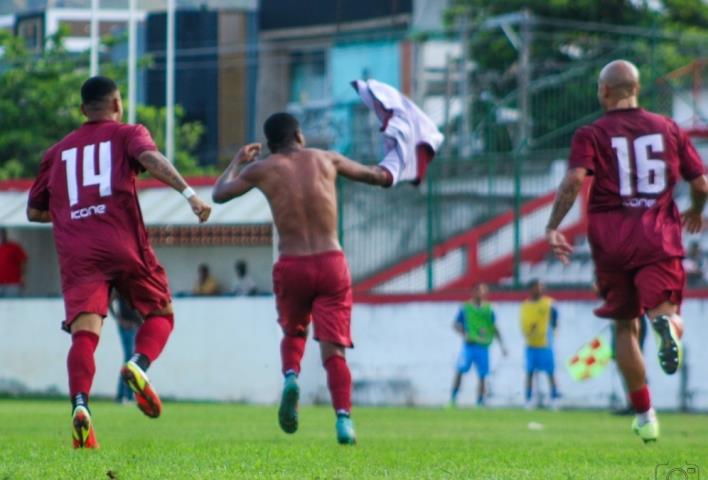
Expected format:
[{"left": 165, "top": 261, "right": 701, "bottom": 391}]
[
  {"left": 520, "top": 279, "right": 560, "bottom": 409},
  {"left": 450, "top": 283, "right": 507, "bottom": 407}
]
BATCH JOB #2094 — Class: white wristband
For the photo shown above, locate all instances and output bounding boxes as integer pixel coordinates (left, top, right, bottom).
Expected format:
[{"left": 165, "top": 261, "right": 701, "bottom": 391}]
[{"left": 181, "top": 186, "right": 196, "bottom": 200}]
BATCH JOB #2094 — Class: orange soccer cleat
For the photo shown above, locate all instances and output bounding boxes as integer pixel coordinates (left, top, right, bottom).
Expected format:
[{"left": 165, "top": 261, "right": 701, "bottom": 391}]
[
  {"left": 72, "top": 405, "right": 99, "bottom": 449},
  {"left": 120, "top": 361, "right": 162, "bottom": 418}
]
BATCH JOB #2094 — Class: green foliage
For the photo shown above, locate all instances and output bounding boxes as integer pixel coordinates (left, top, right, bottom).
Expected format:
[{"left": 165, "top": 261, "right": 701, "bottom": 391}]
[
  {"left": 0, "top": 401, "right": 707, "bottom": 478},
  {"left": 0, "top": 29, "right": 84, "bottom": 179},
  {"left": 444, "top": 0, "right": 708, "bottom": 153},
  {"left": 0, "top": 29, "right": 206, "bottom": 179},
  {"left": 135, "top": 104, "right": 210, "bottom": 176}
]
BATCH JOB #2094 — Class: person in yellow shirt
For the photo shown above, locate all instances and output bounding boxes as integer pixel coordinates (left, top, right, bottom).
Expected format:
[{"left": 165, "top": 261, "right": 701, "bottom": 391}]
[
  {"left": 193, "top": 263, "right": 221, "bottom": 296},
  {"left": 520, "top": 279, "right": 559, "bottom": 409}
]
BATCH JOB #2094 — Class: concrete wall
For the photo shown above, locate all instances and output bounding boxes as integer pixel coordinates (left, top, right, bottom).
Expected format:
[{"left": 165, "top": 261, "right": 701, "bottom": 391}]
[
  {"left": 153, "top": 245, "right": 273, "bottom": 295},
  {"left": 1, "top": 298, "right": 707, "bottom": 410}
]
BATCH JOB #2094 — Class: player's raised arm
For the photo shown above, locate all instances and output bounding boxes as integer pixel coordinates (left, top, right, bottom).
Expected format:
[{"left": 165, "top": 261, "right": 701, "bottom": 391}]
[
  {"left": 136, "top": 150, "right": 211, "bottom": 223},
  {"left": 330, "top": 152, "right": 393, "bottom": 187},
  {"left": 545, "top": 167, "right": 587, "bottom": 264},
  {"left": 212, "top": 143, "right": 261, "bottom": 204}
]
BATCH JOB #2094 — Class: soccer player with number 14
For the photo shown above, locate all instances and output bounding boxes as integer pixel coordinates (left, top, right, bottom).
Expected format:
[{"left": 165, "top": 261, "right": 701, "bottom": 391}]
[{"left": 26, "top": 76, "right": 212, "bottom": 448}]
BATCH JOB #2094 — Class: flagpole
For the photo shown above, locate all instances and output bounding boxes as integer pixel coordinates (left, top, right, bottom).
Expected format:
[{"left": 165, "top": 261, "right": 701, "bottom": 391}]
[
  {"left": 166, "top": 0, "right": 176, "bottom": 163},
  {"left": 90, "top": 0, "right": 99, "bottom": 76},
  {"left": 127, "top": 0, "right": 137, "bottom": 124}
]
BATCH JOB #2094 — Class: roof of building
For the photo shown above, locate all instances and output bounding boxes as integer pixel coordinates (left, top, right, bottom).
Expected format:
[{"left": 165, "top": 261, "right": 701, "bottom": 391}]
[
  {"left": 0, "top": 0, "right": 257, "bottom": 15},
  {"left": 0, "top": 177, "right": 272, "bottom": 228}
]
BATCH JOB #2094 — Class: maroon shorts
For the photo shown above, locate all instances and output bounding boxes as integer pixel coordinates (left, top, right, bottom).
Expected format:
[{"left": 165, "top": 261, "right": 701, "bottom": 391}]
[
  {"left": 273, "top": 250, "right": 353, "bottom": 348},
  {"left": 594, "top": 258, "right": 685, "bottom": 320},
  {"left": 62, "top": 264, "right": 171, "bottom": 331}
]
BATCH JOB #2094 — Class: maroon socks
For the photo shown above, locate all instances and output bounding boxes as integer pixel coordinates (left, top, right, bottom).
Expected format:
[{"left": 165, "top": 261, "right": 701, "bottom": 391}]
[
  {"left": 281, "top": 335, "right": 306, "bottom": 376},
  {"left": 324, "top": 354, "right": 352, "bottom": 415},
  {"left": 629, "top": 384, "right": 652, "bottom": 414},
  {"left": 67, "top": 331, "right": 99, "bottom": 399},
  {"left": 135, "top": 314, "right": 174, "bottom": 364}
]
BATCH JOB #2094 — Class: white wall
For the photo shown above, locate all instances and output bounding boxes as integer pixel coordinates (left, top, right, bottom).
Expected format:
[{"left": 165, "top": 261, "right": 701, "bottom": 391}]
[
  {"left": 1, "top": 298, "right": 707, "bottom": 410},
  {"left": 154, "top": 245, "right": 274, "bottom": 295},
  {"left": 3, "top": 227, "right": 273, "bottom": 296}
]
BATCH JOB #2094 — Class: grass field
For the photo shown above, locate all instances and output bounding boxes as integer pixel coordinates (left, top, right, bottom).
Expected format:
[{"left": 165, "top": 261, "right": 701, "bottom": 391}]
[{"left": 0, "top": 400, "right": 706, "bottom": 479}]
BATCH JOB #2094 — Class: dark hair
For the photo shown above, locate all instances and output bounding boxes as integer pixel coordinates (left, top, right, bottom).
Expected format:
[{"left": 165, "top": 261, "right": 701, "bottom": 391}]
[
  {"left": 81, "top": 76, "right": 118, "bottom": 106},
  {"left": 263, "top": 112, "right": 300, "bottom": 152},
  {"left": 235, "top": 260, "right": 247, "bottom": 276},
  {"left": 528, "top": 279, "right": 542, "bottom": 289}
]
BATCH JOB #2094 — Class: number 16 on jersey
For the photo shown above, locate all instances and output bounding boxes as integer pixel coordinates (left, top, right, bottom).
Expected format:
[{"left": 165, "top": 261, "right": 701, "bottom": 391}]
[{"left": 611, "top": 134, "right": 666, "bottom": 196}]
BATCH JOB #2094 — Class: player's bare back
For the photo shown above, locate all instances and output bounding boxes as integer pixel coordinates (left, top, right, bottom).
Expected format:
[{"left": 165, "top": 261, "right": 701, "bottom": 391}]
[{"left": 244, "top": 148, "right": 341, "bottom": 255}]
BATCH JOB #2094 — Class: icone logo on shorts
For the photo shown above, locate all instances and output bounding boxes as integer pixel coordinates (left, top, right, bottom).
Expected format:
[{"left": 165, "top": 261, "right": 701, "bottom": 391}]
[
  {"left": 70, "top": 204, "right": 107, "bottom": 220},
  {"left": 623, "top": 197, "right": 656, "bottom": 208}
]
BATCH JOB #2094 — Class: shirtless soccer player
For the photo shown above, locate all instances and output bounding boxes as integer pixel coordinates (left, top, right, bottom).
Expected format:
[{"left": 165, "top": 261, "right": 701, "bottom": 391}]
[
  {"left": 545, "top": 60, "right": 707, "bottom": 443},
  {"left": 212, "top": 112, "right": 392, "bottom": 445},
  {"left": 27, "top": 76, "right": 212, "bottom": 448}
]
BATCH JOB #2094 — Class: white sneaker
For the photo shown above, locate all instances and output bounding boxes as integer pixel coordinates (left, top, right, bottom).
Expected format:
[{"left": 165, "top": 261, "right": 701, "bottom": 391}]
[{"left": 524, "top": 400, "right": 535, "bottom": 410}]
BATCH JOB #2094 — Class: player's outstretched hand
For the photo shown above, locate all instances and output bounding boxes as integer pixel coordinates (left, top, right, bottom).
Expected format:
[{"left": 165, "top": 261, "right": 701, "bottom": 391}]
[
  {"left": 234, "top": 143, "right": 261, "bottom": 166},
  {"left": 189, "top": 195, "right": 212, "bottom": 223},
  {"left": 546, "top": 229, "right": 573, "bottom": 265},
  {"left": 681, "top": 208, "right": 703, "bottom": 234}
]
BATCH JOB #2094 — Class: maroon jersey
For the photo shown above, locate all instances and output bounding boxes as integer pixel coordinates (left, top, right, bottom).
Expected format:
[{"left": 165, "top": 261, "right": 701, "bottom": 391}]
[
  {"left": 569, "top": 108, "right": 705, "bottom": 270},
  {"left": 28, "top": 120, "right": 161, "bottom": 290}
]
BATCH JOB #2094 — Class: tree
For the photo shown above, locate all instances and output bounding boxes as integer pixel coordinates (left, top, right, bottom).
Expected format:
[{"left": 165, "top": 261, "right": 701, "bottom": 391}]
[
  {"left": 0, "top": 28, "right": 206, "bottom": 179},
  {"left": 444, "top": 0, "right": 708, "bottom": 153}
]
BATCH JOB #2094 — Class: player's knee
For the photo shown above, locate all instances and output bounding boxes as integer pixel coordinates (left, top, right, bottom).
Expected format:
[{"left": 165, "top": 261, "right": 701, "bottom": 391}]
[
  {"left": 615, "top": 318, "right": 638, "bottom": 337},
  {"left": 646, "top": 300, "right": 678, "bottom": 321},
  {"left": 320, "top": 341, "right": 345, "bottom": 363},
  {"left": 147, "top": 302, "right": 174, "bottom": 317},
  {"left": 70, "top": 313, "right": 103, "bottom": 335}
]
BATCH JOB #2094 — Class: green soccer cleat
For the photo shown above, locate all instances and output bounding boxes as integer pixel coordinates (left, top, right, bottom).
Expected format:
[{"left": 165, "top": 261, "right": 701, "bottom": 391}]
[
  {"left": 632, "top": 415, "right": 659, "bottom": 443},
  {"left": 336, "top": 415, "right": 357, "bottom": 445},
  {"left": 651, "top": 315, "right": 682, "bottom": 375},
  {"left": 278, "top": 374, "right": 300, "bottom": 434}
]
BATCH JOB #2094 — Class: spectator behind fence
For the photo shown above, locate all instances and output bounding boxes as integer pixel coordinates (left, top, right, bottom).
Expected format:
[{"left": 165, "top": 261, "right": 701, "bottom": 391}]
[
  {"left": 109, "top": 293, "right": 142, "bottom": 403},
  {"left": 232, "top": 260, "right": 258, "bottom": 296},
  {"left": 193, "top": 263, "right": 221, "bottom": 296},
  {"left": 0, "top": 228, "right": 28, "bottom": 297},
  {"left": 683, "top": 242, "right": 705, "bottom": 288}
]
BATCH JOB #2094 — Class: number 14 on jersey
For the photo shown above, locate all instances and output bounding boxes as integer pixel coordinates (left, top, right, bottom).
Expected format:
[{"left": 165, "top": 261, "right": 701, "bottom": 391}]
[{"left": 61, "top": 142, "right": 113, "bottom": 207}]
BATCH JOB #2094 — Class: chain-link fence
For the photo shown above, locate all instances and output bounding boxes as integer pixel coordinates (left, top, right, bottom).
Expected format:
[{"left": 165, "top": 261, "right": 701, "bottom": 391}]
[{"left": 321, "top": 23, "right": 708, "bottom": 296}]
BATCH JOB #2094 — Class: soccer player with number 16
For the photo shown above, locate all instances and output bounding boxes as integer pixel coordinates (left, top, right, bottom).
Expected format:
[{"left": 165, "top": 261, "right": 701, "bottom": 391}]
[{"left": 545, "top": 60, "right": 707, "bottom": 443}]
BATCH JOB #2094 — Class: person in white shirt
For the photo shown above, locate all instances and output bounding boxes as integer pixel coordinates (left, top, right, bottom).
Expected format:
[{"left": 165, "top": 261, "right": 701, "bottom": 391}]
[{"left": 232, "top": 260, "right": 258, "bottom": 296}]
